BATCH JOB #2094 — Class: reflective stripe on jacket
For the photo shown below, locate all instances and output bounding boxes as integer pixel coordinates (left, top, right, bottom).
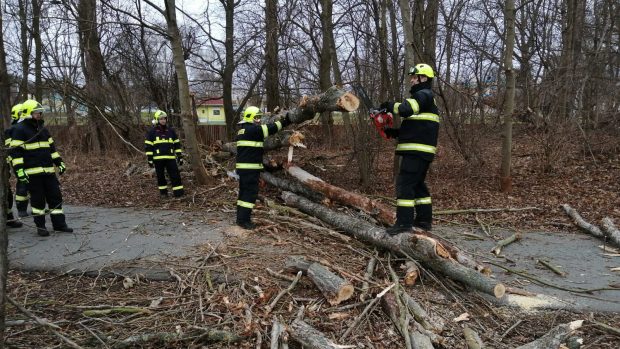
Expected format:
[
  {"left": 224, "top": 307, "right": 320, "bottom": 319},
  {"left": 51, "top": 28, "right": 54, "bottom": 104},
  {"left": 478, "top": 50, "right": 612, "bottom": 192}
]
[
  {"left": 8, "top": 119, "right": 62, "bottom": 175},
  {"left": 392, "top": 88, "right": 440, "bottom": 161},
  {"left": 145, "top": 125, "right": 182, "bottom": 162}
]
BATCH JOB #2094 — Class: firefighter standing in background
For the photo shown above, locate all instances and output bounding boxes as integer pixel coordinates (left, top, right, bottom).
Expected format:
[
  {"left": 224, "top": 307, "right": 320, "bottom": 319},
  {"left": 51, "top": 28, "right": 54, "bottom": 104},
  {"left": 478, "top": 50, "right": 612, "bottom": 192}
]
[
  {"left": 235, "top": 106, "right": 290, "bottom": 229},
  {"left": 9, "top": 99, "right": 73, "bottom": 236},
  {"left": 4, "top": 103, "right": 24, "bottom": 228},
  {"left": 380, "top": 63, "right": 440, "bottom": 235},
  {"left": 144, "top": 110, "right": 184, "bottom": 197}
]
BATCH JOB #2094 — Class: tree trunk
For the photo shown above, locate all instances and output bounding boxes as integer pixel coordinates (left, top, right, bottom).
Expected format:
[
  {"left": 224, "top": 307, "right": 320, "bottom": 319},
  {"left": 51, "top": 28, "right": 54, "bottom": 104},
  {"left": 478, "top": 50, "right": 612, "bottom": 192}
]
[
  {"left": 282, "top": 192, "right": 505, "bottom": 298},
  {"left": 222, "top": 0, "right": 237, "bottom": 140},
  {"left": 264, "top": 0, "right": 280, "bottom": 112},
  {"left": 500, "top": 0, "right": 516, "bottom": 193},
  {"left": 18, "top": 0, "right": 28, "bottom": 100},
  {"left": 319, "top": 0, "right": 334, "bottom": 147},
  {"left": 0, "top": 7, "right": 10, "bottom": 345},
  {"left": 398, "top": 0, "right": 415, "bottom": 76},
  {"left": 164, "top": 0, "right": 210, "bottom": 185},
  {"left": 31, "top": 0, "right": 42, "bottom": 100}
]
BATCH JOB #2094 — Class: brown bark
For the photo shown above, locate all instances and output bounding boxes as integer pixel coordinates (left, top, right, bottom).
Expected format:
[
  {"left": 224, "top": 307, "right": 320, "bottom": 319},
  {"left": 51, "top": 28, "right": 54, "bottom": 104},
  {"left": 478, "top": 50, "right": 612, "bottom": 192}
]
[
  {"left": 286, "top": 256, "right": 354, "bottom": 306},
  {"left": 264, "top": 0, "right": 280, "bottom": 111},
  {"left": 282, "top": 192, "right": 505, "bottom": 299},
  {"left": 288, "top": 319, "right": 340, "bottom": 349},
  {"left": 500, "top": 0, "right": 516, "bottom": 193},
  {"left": 163, "top": 0, "right": 210, "bottom": 185}
]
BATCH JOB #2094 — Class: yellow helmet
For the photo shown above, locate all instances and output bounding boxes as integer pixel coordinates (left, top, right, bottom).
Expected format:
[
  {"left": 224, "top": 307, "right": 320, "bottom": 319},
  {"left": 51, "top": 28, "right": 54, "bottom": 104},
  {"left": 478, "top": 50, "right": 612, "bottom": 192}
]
[
  {"left": 408, "top": 63, "right": 435, "bottom": 78},
  {"left": 21, "top": 99, "right": 45, "bottom": 118},
  {"left": 239, "top": 106, "right": 262, "bottom": 124},
  {"left": 11, "top": 103, "right": 23, "bottom": 121},
  {"left": 153, "top": 109, "right": 167, "bottom": 121}
]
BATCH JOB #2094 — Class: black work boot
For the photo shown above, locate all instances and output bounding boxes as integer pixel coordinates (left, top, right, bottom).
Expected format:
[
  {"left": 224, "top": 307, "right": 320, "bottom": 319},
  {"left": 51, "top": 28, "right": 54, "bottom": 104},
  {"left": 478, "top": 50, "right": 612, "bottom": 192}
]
[
  {"left": 386, "top": 223, "right": 413, "bottom": 236},
  {"left": 54, "top": 226, "right": 74, "bottom": 233},
  {"left": 413, "top": 221, "right": 432, "bottom": 231},
  {"left": 6, "top": 213, "right": 23, "bottom": 228},
  {"left": 237, "top": 221, "right": 256, "bottom": 230},
  {"left": 37, "top": 226, "right": 50, "bottom": 237},
  {"left": 7, "top": 220, "right": 23, "bottom": 228}
]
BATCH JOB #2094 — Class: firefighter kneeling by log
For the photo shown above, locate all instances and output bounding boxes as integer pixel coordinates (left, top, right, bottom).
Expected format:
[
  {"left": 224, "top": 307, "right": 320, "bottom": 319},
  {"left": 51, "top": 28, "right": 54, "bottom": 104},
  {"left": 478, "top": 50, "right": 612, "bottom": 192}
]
[{"left": 235, "top": 106, "right": 291, "bottom": 230}]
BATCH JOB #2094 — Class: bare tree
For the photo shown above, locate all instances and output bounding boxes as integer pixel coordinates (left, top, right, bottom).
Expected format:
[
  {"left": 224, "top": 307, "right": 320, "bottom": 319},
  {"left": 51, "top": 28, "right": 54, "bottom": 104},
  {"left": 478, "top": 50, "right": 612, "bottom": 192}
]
[
  {"left": 265, "top": 0, "right": 280, "bottom": 111},
  {"left": 500, "top": 0, "right": 517, "bottom": 192}
]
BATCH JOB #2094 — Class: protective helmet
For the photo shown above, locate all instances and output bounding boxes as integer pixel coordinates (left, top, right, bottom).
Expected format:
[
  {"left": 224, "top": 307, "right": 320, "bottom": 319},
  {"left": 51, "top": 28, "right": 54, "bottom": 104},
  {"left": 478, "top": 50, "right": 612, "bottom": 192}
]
[
  {"left": 153, "top": 110, "right": 167, "bottom": 121},
  {"left": 21, "top": 99, "right": 45, "bottom": 118},
  {"left": 11, "top": 103, "right": 23, "bottom": 121},
  {"left": 408, "top": 63, "right": 435, "bottom": 78},
  {"left": 239, "top": 106, "right": 262, "bottom": 124}
]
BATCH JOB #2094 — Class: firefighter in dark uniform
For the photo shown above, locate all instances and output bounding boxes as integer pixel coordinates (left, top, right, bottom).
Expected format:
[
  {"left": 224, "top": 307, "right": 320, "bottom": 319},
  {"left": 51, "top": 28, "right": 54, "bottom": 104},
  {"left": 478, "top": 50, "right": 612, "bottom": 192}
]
[
  {"left": 381, "top": 63, "right": 440, "bottom": 234},
  {"left": 9, "top": 99, "right": 73, "bottom": 236},
  {"left": 144, "top": 110, "right": 184, "bottom": 197},
  {"left": 4, "top": 103, "right": 24, "bottom": 228},
  {"left": 235, "top": 106, "right": 290, "bottom": 229}
]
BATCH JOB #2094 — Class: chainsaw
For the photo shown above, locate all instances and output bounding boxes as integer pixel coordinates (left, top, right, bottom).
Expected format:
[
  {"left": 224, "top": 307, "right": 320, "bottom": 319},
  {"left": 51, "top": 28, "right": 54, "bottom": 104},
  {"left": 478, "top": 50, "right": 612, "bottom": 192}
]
[{"left": 353, "top": 84, "right": 394, "bottom": 140}]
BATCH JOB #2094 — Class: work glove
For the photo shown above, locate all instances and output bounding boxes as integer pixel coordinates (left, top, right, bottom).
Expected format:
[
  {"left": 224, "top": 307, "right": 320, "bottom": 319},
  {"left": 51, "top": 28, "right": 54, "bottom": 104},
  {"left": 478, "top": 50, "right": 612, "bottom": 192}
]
[
  {"left": 58, "top": 162, "right": 66, "bottom": 175},
  {"left": 380, "top": 101, "right": 396, "bottom": 114},
  {"left": 16, "top": 168, "right": 29, "bottom": 184},
  {"left": 384, "top": 127, "right": 400, "bottom": 139},
  {"left": 176, "top": 157, "right": 183, "bottom": 166},
  {"left": 148, "top": 161, "right": 154, "bottom": 168}
]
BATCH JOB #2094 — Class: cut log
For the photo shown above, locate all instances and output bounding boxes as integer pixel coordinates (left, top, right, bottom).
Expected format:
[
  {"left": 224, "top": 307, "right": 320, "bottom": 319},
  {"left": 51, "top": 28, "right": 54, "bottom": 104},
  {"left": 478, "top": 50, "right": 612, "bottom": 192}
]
[
  {"left": 402, "top": 261, "right": 420, "bottom": 286},
  {"left": 286, "top": 165, "right": 396, "bottom": 225},
  {"left": 281, "top": 167, "right": 490, "bottom": 275},
  {"left": 601, "top": 217, "right": 620, "bottom": 247},
  {"left": 261, "top": 172, "right": 324, "bottom": 202},
  {"left": 288, "top": 319, "right": 342, "bottom": 349},
  {"left": 463, "top": 326, "right": 483, "bottom": 349},
  {"left": 491, "top": 233, "right": 521, "bottom": 256},
  {"left": 282, "top": 191, "right": 505, "bottom": 299},
  {"left": 515, "top": 320, "right": 583, "bottom": 349},
  {"left": 285, "top": 256, "right": 354, "bottom": 305}
]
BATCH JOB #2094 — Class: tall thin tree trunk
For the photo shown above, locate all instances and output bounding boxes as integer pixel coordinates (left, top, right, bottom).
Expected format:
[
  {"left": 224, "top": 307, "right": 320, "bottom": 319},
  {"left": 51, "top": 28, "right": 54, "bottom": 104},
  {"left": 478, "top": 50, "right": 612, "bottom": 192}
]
[
  {"left": 221, "top": 0, "right": 236, "bottom": 140},
  {"left": 265, "top": 0, "right": 280, "bottom": 112},
  {"left": 18, "top": 0, "right": 29, "bottom": 99},
  {"left": 500, "top": 0, "right": 516, "bottom": 192},
  {"left": 164, "top": 0, "right": 210, "bottom": 185},
  {"left": 398, "top": 0, "right": 414, "bottom": 73},
  {"left": 0, "top": 7, "right": 10, "bottom": 345},
  {"left": 319, "top": 0, "right": 334, "bottom": 147},
  {"left": 31, "top": 0, "right": 42, "bottom": 100}
]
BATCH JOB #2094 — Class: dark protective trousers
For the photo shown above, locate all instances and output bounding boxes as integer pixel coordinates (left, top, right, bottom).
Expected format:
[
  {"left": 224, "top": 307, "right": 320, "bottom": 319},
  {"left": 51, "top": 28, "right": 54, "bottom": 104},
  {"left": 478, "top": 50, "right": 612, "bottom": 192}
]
[
  {"left": 395, "top": 156, "right": 432, "bottom": 226},
  {"left": 27, "top": 174, "right": 67, "bottom": 229},
  {"left": 154, "top": 159, "right": 184, "bottom": 196},
  {"left": 236, "top": 171, "right": 260, "bottom": 224},
  {"left": 15, "top": 181, "right": 29, "bottom": 212}
]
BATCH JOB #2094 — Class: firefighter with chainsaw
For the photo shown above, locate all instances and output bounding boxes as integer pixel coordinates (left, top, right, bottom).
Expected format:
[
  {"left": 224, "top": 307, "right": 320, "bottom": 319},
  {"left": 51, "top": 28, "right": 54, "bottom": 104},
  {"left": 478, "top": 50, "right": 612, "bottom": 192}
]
[
  {"left": 235, "top": 106, "right": 290, "bottom": 229},
  {"left": 145, "top": 110, "right": 184, "bottom": 197},
  {"left": 380, "top": 63, "right": 439, "bottom": 235},
  {"left": 3, "top": 103, "right": 25, "bottom": 228},
  {"left": 9, "top": 99, "right": 73, "bottom": 236}
]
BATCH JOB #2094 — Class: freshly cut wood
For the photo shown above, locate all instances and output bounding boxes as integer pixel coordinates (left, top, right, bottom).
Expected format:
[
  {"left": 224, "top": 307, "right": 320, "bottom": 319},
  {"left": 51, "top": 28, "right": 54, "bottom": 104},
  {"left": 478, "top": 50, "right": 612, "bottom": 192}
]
[
  {"left": 561, "top": 204, "right": 606, "bottom": 239},
  {"left": 282, "top": 192, "right": 505, "bottom": 299},
  {"left": 285, "top": 256, "right": 354, "bottom": 305},
  {"left": 278, "top": 166, "right": 490, "bottom": 275},
  {"left": 402, "top": 261, "right": 420, "bottom": 286},
  {"left": 288, "top": 319, "right": 343, "bottom": 349},
  {"left": 515, "top": 320, "right": 583, "bottom": 349},
  {"left": 601, "top": 217, "right": 620, "bottom": 247},
  {"left": 286, "top": 165, "right": 396, "bottom": 225}
]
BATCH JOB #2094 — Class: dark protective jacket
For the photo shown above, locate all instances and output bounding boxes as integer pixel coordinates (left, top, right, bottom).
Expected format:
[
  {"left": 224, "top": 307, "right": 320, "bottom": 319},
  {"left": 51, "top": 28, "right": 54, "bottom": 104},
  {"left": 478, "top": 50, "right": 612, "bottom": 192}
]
[
  {"left": 392, "top": 82, "right": 440, "bottom": 162},
  {"left": 145, "top": 125, "right": 182, "bottom": 162},
  {"left": 9, "top": 118, "right": 63, "bottom": 176},
  {"left": 235, "top": 118, "right": 290, "bottom": 172}
]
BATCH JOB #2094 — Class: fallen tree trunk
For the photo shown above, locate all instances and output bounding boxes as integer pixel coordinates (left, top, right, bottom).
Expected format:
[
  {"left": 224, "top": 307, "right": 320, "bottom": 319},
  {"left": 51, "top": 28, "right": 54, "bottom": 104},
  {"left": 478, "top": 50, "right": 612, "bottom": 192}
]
[
  {"left": 286, "top": 165, "right": 395, "bottom": 225},
  {"left": 561, "top": 204, "right": 607, "bottom": 239},
  {"left": 282, "top": 191, "right": 505, "bottom": 299},
  {"left": 279, "top": 167, "right": 489, "bottom": 275},
  {"left": 222, "top": 86, "right": 358, "bottom": 154},
  {"left": 515, "top": 320, "right": 583, "bottom": 349},
  {"left": 261, "top": 172, "right": 324, "bottom": 202},
  {"left": 286, "top": 256, "right": 354, "bottom": 305}
]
